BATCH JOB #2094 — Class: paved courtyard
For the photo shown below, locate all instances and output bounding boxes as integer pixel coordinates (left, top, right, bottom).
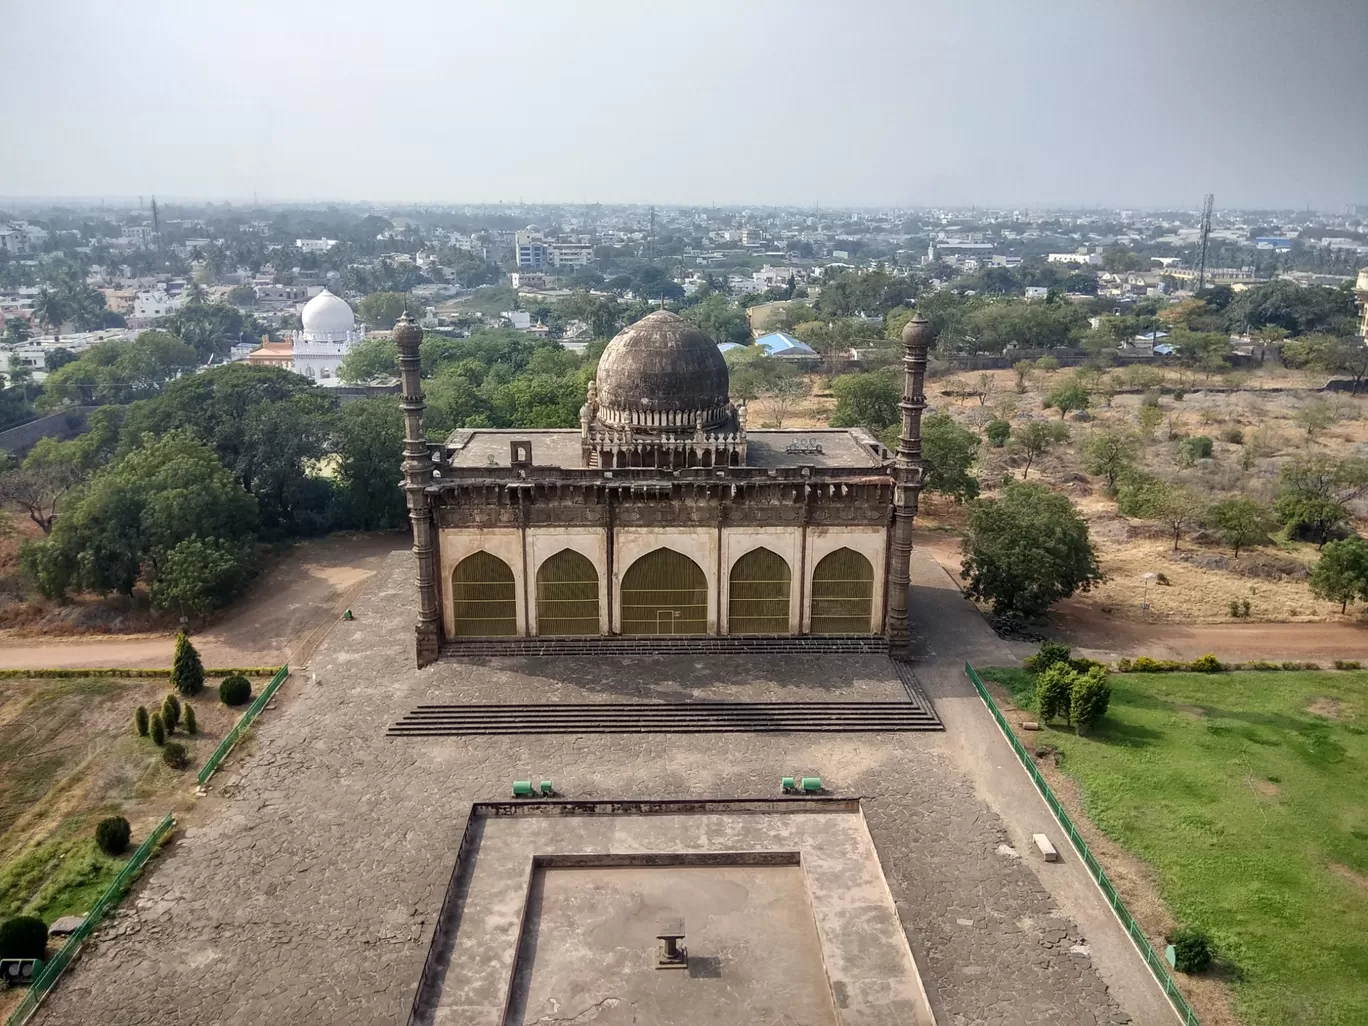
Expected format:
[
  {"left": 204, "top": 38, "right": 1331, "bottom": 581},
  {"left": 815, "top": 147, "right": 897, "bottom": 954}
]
[{"left": 34, "top": 551, "right": 1173, "bottom": 1026}]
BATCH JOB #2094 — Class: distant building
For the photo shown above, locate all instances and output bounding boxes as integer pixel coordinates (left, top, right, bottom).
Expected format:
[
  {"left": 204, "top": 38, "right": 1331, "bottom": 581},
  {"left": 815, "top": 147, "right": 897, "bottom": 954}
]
[
  {"left": 515, "top": 228, "right": 550, "bottom": 270},
  {"left": 1355, "top": 268, "right": 1368, "bottom": 339},
  {"left": 752, "top": 331, "right": 820, "bottom": 361},
  {"left": 1024, "top": 286, "right": 1049, "bottom": 300},
  {"left": 0, "top": 222, "right": 48, "bottom": 254},
  {"left": 296, "top": 238, "right": 339, "bottom": 253},
  {"left": 290, "top": 288, "right": 363, "bottom": 384},
  {"left": 131, "top": 289, "right": 180, "bottom": 321},
  {"left": 510, "top": 272, "right": 549, "bottom": 290},
  {"left": 548, "top": 242, "right": 593, "bottom": 269},
  {"left": 243, "top": 340, "right": 295, "bottom": 369},
  {"left": 1047, "top": 250, "right": 1101, "bottom": 265}
]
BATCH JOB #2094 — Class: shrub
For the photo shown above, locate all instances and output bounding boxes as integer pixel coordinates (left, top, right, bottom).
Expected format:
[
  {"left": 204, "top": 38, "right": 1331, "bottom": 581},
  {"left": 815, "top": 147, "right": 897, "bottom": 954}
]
[
  {"left": 1229, "top": 600, "right": 1243, "bottom": 618},
  {"left": 183, "top": 704, "right": 197, "bottom": 734},
  {"left": 1178, "top": 435, "right": 1214, "bottom": 466},
  {"left": 1070, "top": 667, "right": 1112, "bottom": 735},
  {"left": 1189, "top": 653, "right": 1224, "bottom": 673},
  {"left": 1024, "top": 640, "right": 1072, "bottom": 673},
  {"left": 1334, "top": 660, "right": 1362, "bottom": 670},
  {"left": 95, "top": 815, "right": 131, "bottom": 856},
  {"left": 1156, "top": 572, "right": 1171, "bottom": 585},
  {"left": 1036, "top": 664, "right": 1076, "bottom": 725},
  {"left": 1241, "top": 598, "right": 1251, "bottom": 618},
  {"left": 1116, "top": 657, "right": 1132, "bottom": 672},
  {"left": 985, "top": 418, "right": 1012, "bottom": 447},
  {"left": 1130, "top": 656, "right": 1164, "bottom": 672},
  {"left": 1169, "top": 927, "right": 1214, "bottom": 973},
  {"left": 161, "top": 693, "right": 181, "bottom": 732},
  {"left": 0, "top": 915, "right": 48, "bottom": 960},
  {"left": 133, "top": 705, "right": 149, "bottom": 737},
  {"left": 1220, "top": 425, "right": 1245, "bottom": 444},
  {"left": 149, "top": 713, "right": 165, "bottom": 746},
  {"left": 1249, "top": 661, "right": 1280, "bottom": 671},
  {"left": 161, "top": 741, "right": 189, "bottom": 770},
  {"left": 219, "top": 674, "right": 252, "bottom": 707},
  {"left": 1068, "top": 657, "right": 1106, "bottom": 674},
  {"left": 170, "top": 630, "right": 205, "bottom": 697}
]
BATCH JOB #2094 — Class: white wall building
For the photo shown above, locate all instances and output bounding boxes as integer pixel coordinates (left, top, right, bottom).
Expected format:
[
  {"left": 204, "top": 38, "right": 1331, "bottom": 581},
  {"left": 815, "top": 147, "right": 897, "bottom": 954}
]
[
  {"left": 291, "top": 288, "right": 363, "bottom": 384},
  {"left": 548, "top": 242, "right": 593, "bottom": 268},
  {"left": 296, "top": 238, "right": 339, "bottom": 253},
  {"left": 132, "top": 289, "right": 182, "bottom": 320}
]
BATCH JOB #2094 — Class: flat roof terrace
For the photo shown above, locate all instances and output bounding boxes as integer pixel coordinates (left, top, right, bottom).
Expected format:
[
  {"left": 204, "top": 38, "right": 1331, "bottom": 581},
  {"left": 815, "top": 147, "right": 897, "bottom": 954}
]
[
  {"left": 442, "top": 428, "right": 886, "bottom": 470},
  {"left": 414, "top": 799, "right": 935, "bottom": 1026}
]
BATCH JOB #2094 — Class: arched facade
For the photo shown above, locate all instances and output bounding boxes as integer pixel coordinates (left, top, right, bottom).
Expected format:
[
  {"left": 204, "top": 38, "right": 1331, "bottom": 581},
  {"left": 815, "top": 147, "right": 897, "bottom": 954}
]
[
  {"left": 450, "top": 551, "right": 517, "bottom": 637},
  {"left": 809, "top": 547, "right": 875, "bottom": 635},
  {"left": 727, "top": 548, "right": 791, "bottom": 634},
  {"left": 620, "top": 548, "right": 708, "bottom": 636},
  {"left": 535, "top": 549, "right": 600, "bottom": 636}
]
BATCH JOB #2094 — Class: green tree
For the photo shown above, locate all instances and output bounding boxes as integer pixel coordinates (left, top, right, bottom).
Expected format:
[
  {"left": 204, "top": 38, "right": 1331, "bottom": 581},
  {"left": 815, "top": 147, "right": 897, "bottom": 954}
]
[
  {"left": 356, "top": 292, "right": 423, "bottom": 330},
  {"left": 829, "top": 371, "right": 901, "bottom": 433},
  {"left": 1070, "top": 666, "right": 1112, "bottom": 735},
  {"left": 681, "top": 293, "right": 750, "bottom": 345},
  {"left": 39, "top": 332, "right": 198, "bottom": 407},
  {"left": 170, "top": 631, "right": 205, "bottom": 697},
  {"left": 1281, "top": 332, "right": 1368, "bottom": 393},
  {"left": 334, "top": 398, "right": 406, "bottom": 529},
  {"left": 1012, "top": 420, "right": 1069, "bottom": 479},
  {"left": 1274, "top": 455, "right": 1368, "bottom": 547},
  {"left": 152, "top": 537, "right": 256, "bottom": 616},
  {"left": 160, "top": 302, "right": 259, "bottom": 361},
  {"left": 960, "top": 481, "right": 1103, "bottom": 617},
  {"left": 1036, "top": 663, "right": 1076, "bottom": 724},
  {"left": 337, "top": 336, "right": 399, "bottom": 384},
  {"left": 1206, "top": 497, "right": 1270, "bottom": 557},
  {"left": 33, "top": 287, "right": 70, "bottom": 341},
  {"left": 19, "top": 433, "right": 258, "bottom": 600},
  {"left": 920, "top": 413, "right": 980, "bottom": 502},
  {"left": 1083, "top": 427, "right": 1139, "bottom": 491},
  {"left": 1044, "top": 380, "right": 1090, "bottom": 419},
  {"left": 985, "top": 418, "right": 1011, "bottom": 447},
  {"left": 1310, "top": 538, "right": 1368, "bottom": 613},
  {"left": 117, "top": 364, "right": 336, "bottom": 536}
]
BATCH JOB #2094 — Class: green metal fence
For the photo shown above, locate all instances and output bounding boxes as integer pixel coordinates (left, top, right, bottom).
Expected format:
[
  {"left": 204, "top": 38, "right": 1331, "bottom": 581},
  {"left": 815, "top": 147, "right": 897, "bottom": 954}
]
[
  {"left": 964, "top": 662, "right": 1199, "bottom": 1026},
  {"left": 5, "top": 812, "right": 176, "bottom": 1026},
  {"left": 196, "top": 665, "right": 289, "bottom": 785}
]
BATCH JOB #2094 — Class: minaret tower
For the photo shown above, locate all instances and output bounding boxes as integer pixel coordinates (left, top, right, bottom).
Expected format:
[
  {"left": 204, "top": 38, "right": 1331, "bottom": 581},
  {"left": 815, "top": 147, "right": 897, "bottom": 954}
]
[
  {"left": 394, "top": 312, "right": 441, "bottom": 666},
  {"left": 884, "top": 313, "right": 931, "bottom": 656}
]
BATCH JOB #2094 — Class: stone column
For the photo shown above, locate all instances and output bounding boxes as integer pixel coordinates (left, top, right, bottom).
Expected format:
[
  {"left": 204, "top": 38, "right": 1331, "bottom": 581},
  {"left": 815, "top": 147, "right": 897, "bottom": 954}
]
[
  {"left": 885, "top": 313, "right": 931, "bottom": 656},
  {"left": 394, "top": 313, "right": 441, "bottom": 666}
]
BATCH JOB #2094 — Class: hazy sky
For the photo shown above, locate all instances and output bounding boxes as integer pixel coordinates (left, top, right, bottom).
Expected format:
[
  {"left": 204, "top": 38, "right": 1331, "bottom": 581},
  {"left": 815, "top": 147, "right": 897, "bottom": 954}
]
[{"left": 4, "top": 0, "right": 1365, "bottom": 210}]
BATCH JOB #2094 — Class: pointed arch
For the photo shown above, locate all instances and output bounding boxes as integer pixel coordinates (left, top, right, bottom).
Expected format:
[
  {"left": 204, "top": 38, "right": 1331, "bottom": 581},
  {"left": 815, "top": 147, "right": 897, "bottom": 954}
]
[
  {"left": 450, "top": 551, "right": 517, "bottom": 637},
  {"left": 728, "top": 548, "right": 791, "bottom": 634},
  {"left": 810, "top": 547, "right": 874, "bottom": 635},
  {"left": 536, "top": 549, "right": 600, "bottom": 636},
  {"left": 620, "top": 548, "right": 708, "bottom": 635}
]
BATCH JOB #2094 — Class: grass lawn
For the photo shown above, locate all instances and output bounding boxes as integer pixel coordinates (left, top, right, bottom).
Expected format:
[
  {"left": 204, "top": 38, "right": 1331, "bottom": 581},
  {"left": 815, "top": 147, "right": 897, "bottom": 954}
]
[
  {"left": 0, "top": 676, "right": 249, "bottom": 925},
  {"left": 981, "top": 666, "right": 1368, "bottom": 1026}
]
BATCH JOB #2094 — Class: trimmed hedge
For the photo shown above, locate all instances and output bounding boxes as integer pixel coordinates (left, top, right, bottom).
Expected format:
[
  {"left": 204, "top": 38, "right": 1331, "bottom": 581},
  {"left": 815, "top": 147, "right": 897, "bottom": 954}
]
[
  {"left": 1115, "top": 656, "right": 1332, "bottom": 673},
  {"left": 0, "top": 667, "right": 279, "bottom": 680},
  {"left": 96, "top": 816, "right": 131, "bottom": 856},
  {"left": 218, "top": 674, "right": 252, "bottom": 707}
]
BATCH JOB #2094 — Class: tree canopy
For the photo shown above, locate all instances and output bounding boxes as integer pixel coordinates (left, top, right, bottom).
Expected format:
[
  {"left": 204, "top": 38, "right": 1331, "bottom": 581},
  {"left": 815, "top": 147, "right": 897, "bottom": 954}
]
[{"left": 960, "top": 482, "right": 1103, "bottom": 617}]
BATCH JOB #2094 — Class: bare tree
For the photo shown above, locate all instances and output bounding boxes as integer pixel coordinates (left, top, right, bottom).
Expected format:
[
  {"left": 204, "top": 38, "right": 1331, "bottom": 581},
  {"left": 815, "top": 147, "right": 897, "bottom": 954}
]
[
  {"left": 762, "top": 376, "right": 812, "bottom": 429},
  {"left": 0, "top": 465, "right": 82, "bottom": 533}
]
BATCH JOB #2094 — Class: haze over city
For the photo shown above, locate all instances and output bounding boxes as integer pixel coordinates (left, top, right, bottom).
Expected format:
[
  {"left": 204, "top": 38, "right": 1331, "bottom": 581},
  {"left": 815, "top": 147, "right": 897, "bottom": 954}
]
[{"left": 4, "top": 0, "right": 1366, "bottom": 209}]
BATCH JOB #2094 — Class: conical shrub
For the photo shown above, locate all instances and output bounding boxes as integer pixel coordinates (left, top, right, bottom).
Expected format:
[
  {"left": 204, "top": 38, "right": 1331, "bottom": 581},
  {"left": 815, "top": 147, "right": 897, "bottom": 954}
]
[
  {"left": 162, "top": 693, "right": 181, "bottom": 732},
  {"left": 149, "top": 713, "right": 166, "bottom": 746},
  {"left": 169, "top": 631, "right": 204, "bottom": 697},
  {"left": 183, "top": 704, "right": 197, "bottom": 735},
  {"left": 134, "top": 706, "right": 149, "bottom": 737}
]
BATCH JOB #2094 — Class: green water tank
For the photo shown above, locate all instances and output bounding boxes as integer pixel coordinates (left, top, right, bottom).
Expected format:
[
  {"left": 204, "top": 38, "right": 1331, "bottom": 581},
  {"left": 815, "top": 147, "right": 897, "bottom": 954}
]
[
  {"left": 800, "top": 776, "right": 822, "bottom": 793},
  {"left": 539, "top": 780, "right": 554, "bottom": 796},
  {"left": 781, "top": 776, "right": 796, "bottom": 792},
  {"left": 512, "top": 780, "right": 533, "bottom": 797}
]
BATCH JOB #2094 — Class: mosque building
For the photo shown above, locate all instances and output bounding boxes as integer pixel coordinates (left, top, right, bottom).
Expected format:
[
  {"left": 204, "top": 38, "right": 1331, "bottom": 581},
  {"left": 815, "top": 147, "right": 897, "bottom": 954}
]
[
  {"left": 245, "top": 288, "right": 364, "bottom": 381},
  {"left": 395, "top": 308, "right": 931, "bottom": 666},
  {"left": 291, "top": 287, "right": 363, "bottom": 383}
]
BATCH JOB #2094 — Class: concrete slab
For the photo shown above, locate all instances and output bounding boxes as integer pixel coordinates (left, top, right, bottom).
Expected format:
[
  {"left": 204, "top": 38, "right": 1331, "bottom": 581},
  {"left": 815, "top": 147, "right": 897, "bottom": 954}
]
[{"left": 421, "top": 801, "right": 933, "bottom": 1026}]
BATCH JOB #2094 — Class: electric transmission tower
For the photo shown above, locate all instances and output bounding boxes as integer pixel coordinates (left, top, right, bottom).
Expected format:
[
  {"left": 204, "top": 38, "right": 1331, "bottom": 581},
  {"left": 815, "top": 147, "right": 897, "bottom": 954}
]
[{"left": 1197, "top": 193, "right": 1214, "bottom": 291}]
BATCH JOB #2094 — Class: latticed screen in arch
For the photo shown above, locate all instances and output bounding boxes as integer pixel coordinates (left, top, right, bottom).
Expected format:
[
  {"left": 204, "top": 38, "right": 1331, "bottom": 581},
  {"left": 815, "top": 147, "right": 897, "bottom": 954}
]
[
  {"left": 809, "top": 547, "right": 875, "bottom": 634},
  {"left": 450, "top": 551, "right": 517, "bottom": 636},
  {"left": 620, "top": 549, "right": 708, "bottom": 635},
  {"left": 728, "top": 548, "right": 791, "bottom": 634},
  {"left": 536, "top": 550, "right": 600, "bottom": 636}
]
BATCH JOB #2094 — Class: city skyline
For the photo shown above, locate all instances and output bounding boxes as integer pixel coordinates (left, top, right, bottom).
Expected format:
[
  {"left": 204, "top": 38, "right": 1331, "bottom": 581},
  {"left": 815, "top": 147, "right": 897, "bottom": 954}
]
[{"left": 4, "top": 0, "right": 1366, "bottom": 210}]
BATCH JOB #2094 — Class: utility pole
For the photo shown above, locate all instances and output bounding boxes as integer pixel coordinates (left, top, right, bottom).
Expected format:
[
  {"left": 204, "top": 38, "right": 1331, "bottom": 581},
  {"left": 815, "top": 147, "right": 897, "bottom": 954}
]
[{"left": 1197, "top": 192, "right": 1214, "bottom": 291}]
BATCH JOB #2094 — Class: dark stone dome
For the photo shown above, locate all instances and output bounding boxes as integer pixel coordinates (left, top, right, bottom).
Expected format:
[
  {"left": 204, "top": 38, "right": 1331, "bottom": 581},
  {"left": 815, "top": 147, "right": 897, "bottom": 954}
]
[{"left": 594, "top": 311, "right": 731, "bottom": 427}]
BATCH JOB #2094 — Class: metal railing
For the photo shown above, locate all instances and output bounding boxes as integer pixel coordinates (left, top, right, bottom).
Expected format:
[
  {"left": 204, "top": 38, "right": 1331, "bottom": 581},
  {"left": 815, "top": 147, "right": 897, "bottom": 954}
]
[
  {"left": 5, "top": 812, "right": 176, "bottom": 1026},
  {"left": 196, "top": 665, "right": 289, "bottom": 785},
  {"left": 964, "top": 662, "right": 1199, "bottom": 1026}
]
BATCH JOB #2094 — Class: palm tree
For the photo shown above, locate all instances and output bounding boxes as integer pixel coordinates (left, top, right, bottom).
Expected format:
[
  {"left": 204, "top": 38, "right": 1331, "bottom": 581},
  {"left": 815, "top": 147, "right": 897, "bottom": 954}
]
[{"left": 33, "top": 288, "right": 69, "bottom": 342}]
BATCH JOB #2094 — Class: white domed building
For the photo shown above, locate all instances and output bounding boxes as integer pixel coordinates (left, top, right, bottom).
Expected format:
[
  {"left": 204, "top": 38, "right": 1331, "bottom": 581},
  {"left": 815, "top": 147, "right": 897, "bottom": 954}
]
[{"left": 292, "top": 288, "right": 363, "bottom": 384}]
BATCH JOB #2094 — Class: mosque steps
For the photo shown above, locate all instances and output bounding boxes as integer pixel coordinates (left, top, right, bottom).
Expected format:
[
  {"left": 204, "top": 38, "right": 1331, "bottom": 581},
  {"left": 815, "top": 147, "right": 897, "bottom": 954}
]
[
  {"left": 440, "top": 635, "right": 890, "bottom": 658},
  {"left": 387, "top": 700, "right": 941, "bottom": 736}
]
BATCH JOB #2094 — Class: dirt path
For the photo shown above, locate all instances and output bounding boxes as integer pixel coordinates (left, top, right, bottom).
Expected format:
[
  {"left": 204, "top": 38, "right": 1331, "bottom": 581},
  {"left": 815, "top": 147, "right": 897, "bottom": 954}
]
[
  {"left": 0, "top": 533, "right": 407, "bottom": 670},
  {"left": 913, "top": 528, "right": 1368, "bottom": 665}
]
